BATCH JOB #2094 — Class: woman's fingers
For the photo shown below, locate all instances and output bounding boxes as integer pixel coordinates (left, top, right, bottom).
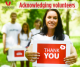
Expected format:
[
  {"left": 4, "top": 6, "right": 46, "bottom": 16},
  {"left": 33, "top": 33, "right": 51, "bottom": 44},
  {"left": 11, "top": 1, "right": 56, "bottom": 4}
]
[
  {"left": 27, "top": 52, "right": 40, "bottom": 55},
  {"left": 64, "top": 54, "right": 77, "bottom": 65},
  {"left": 27, "top": 52, "right": 40, "bottom": 57},
  {"left": 28, "top": 57, "right": 39, "bottom": 61},
  {"left": 29, "top": 59, "right": 37, "bottom": 62},
  {"left": 64, "top": 59, "right": 76, "bottom": 64},
  {"left": 28, "top": 57, "right": 39, "bottom": 62},
  {"left": 64, "top": 57, "right": 76, "bottom": 61},
  {"left": 25, "top": 51, "right": 40, "bottom": 62},
  {"left": 64, "top": 54, "right": 76, "bottom": 59},
  {"left": 64, "top": 55, "right": 77, "bottom": 62},
  {"left": 25, "top": 51, "right": 39, "bottom": 56},
  {"left": 65, "top": 60, "right": 76, "bottom": 65},
  {"left": 27, "top": 55, "right": 40, "bottom": 57}
]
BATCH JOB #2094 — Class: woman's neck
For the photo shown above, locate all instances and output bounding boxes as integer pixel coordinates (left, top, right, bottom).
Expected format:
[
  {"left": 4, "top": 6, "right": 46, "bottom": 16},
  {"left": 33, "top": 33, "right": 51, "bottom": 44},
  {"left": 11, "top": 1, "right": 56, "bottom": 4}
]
[
  {"left": 24, "top": 31, "right": 27, "bottom": 34},
  {"left": 35, "top": 27, "right": 40, "bottom": 30},
  {"left": 46, "top": 29, "right": 55, "bottom": 37}
]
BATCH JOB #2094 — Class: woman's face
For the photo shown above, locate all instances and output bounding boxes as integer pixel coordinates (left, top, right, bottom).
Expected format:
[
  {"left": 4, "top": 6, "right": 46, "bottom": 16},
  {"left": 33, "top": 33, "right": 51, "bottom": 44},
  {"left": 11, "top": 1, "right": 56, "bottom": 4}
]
[
  {"left": 45, "top": 11, "right": 58, "bottom": 30},
  {"left": 23, "top": 25, "right": 28, "bottom": 32},
  {"left": 35, "top": 21, "right": 41, "bottom": 29}
]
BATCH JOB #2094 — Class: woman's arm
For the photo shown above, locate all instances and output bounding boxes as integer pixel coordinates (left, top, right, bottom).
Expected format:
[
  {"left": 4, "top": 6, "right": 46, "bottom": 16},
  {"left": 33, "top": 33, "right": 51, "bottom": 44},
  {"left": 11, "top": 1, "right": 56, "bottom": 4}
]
[
  {"left": 70, "top": 44, "right": 77, "bottom": 57},
  {"left": 64, "top": 44, "right": 77, "bottom": 65},
  {"left": 18, "top": 34, "right": 20, "bottom": 45}
]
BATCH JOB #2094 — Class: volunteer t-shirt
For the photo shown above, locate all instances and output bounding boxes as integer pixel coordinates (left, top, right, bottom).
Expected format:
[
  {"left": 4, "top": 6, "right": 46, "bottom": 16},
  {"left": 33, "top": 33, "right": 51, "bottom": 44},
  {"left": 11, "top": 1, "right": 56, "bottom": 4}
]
[
  {"left": 31, "top": 34, "right": 73, "bottom": 45},
  {"left": 19, "top": 33, "right": 31, "bottom": 48},
  {"left": 2, "top": 22, "right": 21, "bottom": 48},
  {"left": 31, "top": 28, "right": 41, "bottom": 35}
]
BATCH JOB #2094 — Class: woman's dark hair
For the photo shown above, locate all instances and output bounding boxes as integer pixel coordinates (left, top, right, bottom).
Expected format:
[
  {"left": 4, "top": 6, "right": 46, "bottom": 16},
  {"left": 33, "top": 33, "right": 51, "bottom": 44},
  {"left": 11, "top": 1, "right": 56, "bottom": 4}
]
[
  {"left": 21, "top": 22, "right": 29, "bottom": 39},
  {"left": 34, "top": 19, "right": 42, "bottom": 29},
  {"left": 40, "top": 9, "right": 65, "bottom": 40}
]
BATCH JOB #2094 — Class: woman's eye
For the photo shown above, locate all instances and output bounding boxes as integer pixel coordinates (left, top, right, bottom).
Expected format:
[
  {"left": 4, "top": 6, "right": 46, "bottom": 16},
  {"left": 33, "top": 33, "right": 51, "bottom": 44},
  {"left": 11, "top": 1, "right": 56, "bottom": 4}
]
[
  {"left": 48, "top": 16, "right": 51, "bottom": 19},
  {"left": 53, "top": 17, "right": 57, "bottom": 19}
]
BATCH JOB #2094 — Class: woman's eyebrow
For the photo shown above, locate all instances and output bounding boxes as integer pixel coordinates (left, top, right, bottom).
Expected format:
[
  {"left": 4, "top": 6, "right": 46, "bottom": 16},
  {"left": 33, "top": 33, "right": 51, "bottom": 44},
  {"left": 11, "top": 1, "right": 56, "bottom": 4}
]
[{"left": 50, "top": 15, "right": 58, "bottom": 17}]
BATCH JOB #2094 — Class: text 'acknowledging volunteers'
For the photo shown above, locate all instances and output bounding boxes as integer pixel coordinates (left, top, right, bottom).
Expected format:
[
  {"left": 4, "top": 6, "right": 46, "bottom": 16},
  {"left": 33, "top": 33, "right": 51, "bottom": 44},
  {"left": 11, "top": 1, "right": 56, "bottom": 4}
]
[{"left": 17, "top": 1, "right": 78, "bottom": 9}]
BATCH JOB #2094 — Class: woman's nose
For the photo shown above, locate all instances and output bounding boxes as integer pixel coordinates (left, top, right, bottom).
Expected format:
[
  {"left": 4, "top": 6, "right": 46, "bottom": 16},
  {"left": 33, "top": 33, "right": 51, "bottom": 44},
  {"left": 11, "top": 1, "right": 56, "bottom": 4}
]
[{"left": 50, "top": 18, "right": 54, "bottom": 22}]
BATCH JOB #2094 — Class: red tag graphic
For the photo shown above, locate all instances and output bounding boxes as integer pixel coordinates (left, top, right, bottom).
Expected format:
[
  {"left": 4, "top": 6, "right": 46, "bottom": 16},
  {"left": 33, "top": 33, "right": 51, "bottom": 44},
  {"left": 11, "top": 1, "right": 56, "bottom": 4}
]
[
  {"left": 5, "top": 1, "right": 11, "bottom": 6},
  {"left": 14, "top": 50, "right": 24, "bottom": 57},
  {"left": 37, "top": 44, "right": 66, "bottom": 64}
]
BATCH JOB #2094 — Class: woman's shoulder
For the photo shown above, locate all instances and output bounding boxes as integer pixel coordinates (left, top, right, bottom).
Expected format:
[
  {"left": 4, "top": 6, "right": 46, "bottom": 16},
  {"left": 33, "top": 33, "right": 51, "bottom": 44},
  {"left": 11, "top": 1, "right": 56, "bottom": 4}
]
[
  {"left": 64, "top": 34, "right": 70, "bottom": 40},
  {"left": 32, "top": 34, "right": 43, "bottom": 40},
  {"left": 32, "top": 34, "right": 41, "bottom": 37},
  {"left": 64, "top": 34, "right": 69, "bottom": 38},
  {"left": 31, "top": 28, "right": 35, "bottom": 31},
  {"left": 64, "top": 34, "right": 73, "bottom": 45}
]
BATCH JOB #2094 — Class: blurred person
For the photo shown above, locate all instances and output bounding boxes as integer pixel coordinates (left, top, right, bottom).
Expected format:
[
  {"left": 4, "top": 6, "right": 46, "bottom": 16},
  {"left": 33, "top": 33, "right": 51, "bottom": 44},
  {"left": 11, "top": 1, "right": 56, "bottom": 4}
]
[
  {"left": 31, "top": 19, "right": 42, "bottom": 36},
  {"left": 18, "top": 22, "right": 31, "bottom": 67},
  {"left": 2, "top": 12, "right": 21, "bottom": 67}
]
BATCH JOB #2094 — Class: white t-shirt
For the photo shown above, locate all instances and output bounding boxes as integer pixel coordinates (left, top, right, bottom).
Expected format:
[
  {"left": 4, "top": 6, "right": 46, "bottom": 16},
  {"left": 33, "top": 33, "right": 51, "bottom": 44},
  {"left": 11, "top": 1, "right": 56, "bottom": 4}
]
[
  {"left": 2, "top": 22, "right": 21, "bottom": 48},
  {"left": 31, "top": 28, "right": 41, "bottom": 35},
  {"left": 19, "top": 33, "right": 31, "bottom": 48},
  {"left": 31, "top": 34, "right": 73, "bottom": 45}
]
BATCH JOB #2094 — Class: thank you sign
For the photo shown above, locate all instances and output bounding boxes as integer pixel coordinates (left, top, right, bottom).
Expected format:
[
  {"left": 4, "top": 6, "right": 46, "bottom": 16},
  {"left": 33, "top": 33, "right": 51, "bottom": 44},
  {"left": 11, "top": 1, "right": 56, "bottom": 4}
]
[{"left": 33, "top": 40, "right": 70, "bottom": 67}]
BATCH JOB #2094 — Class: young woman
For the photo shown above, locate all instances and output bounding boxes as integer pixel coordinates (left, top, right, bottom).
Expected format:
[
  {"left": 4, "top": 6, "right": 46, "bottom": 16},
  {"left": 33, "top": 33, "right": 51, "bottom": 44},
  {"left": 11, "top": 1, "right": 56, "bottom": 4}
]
[
  {"left": 31, "top": 19, "right": 42, "bottom": 36},
  {"left": 25, "top": 9, "right": 77, "bottom": 66},
  {"left": 18, "top": 23, "right": 31, "bottom": 67}
]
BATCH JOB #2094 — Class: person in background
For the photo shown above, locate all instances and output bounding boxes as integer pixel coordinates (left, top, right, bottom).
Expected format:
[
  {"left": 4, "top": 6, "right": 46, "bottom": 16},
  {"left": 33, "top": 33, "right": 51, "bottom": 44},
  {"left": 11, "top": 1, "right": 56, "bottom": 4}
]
[
  {"left": 2, "top": 12, "right": 21, "bottom": 67},
  {"left": 31, "top": 19, "right": 42, "bottom": 36},
  {"left": 25, "top": 9, "right": 77, "bottom": 67},
  {"left": 18, "top": 22, "right": 31, "bottom": 67}
]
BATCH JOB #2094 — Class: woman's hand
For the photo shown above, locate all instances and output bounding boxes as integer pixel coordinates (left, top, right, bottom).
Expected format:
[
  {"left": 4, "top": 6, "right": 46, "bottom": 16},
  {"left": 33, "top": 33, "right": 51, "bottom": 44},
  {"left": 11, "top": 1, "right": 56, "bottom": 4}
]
[
  {"left": 64, "top": 44, "right": 77, "bottom": 65},
  {"left": 25, "top": 51, "right": 40, "bottom": 62},
  {"left": 25, "top": 44, "right": 40, "bottom": 62},
  {"left": 64, "top": 54, "right": 77, "bottom": 65}
]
